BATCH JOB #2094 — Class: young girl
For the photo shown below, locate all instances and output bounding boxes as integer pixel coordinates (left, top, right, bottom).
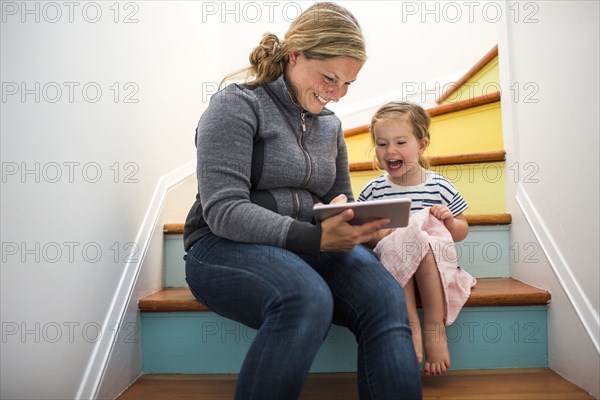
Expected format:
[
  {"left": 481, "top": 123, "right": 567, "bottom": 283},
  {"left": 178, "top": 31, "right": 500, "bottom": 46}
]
[{"left": 359, "top": 101, "right": 477, "bottom": 376}]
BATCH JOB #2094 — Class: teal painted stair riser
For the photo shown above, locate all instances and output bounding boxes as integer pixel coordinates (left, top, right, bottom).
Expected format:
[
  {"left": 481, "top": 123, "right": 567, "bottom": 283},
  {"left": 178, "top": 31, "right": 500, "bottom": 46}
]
[
  {"left": 164, "top": 226, "right": 511, "bottom": 287},
  {"left": 142, "top": 306, "right": 547, "bottom": 374}
]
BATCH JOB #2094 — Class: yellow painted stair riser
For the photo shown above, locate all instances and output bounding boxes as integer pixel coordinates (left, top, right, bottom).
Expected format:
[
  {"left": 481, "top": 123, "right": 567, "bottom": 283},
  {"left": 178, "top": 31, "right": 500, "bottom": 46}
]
[
  {"left": 440, "top": 56, "right": 500, "bottom": 106},
  {"left": 345, "top": 102, "right": 504, "bottom": 164},
  {"left": 349, "top": 162, "right": 506, "bottom": 215},
  {"left": 345, "top": 133, "right": 376, "bottom": 165},
  {"left": 428, "top": 102, "right": 504, "bottom": 156}
]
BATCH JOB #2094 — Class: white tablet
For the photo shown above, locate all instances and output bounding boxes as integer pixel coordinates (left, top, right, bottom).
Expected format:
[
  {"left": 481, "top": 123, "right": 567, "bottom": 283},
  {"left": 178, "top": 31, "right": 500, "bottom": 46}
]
[{"left": 313, "top": 198, "right": 412, "bottom": 229}]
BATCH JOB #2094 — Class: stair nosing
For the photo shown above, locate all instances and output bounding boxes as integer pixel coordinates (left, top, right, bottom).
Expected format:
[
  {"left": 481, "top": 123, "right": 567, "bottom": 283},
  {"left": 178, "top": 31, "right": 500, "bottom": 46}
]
[
  {"left": 350, "top": 150, "right": 506, "bottom": 171},
  {"left": 139, "top": 278, "right": 550, "bottom": 313},
  {"left": 164, "top": 214, "right": 512, "bottom": 235}
]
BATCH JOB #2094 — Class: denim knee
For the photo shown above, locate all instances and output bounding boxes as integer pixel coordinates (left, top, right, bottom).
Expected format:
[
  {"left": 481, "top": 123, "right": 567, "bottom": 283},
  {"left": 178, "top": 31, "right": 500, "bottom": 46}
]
[
  {"left": 358, "top": 274, "right": 408, "bottom": 326},
  {"left": 280, "top": 277, "right": 334, "bottom": 335}
]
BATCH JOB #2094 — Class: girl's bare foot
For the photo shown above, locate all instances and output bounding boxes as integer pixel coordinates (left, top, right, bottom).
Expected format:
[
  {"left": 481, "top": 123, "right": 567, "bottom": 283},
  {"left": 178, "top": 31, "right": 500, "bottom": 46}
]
[{"left": 422, "top": 326, "right": 450, "bottom": 375}]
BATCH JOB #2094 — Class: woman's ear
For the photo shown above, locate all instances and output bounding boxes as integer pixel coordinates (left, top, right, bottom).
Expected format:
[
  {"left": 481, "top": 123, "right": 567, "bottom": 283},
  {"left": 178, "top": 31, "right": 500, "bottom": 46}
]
[{"left": 289, "top": 51, "right": 300, "bottom": 65}]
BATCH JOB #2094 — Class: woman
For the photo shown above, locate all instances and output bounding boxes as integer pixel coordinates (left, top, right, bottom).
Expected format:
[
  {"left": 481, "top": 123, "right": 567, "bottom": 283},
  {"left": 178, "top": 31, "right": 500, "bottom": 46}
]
[{"left": 184, "top": 3, "right": 421, "bottom": 399}]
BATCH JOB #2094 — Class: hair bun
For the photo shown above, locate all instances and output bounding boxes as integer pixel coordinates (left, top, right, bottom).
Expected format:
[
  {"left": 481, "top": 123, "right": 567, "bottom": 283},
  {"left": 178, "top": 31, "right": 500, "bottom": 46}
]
[
  {"left": 247, "top": 33, "right": 284, "bottom": 83},
  {"left": 249, "top": 33, "right": 280, "bottom": 66},
  {"left": 263, "top": 33, "right": 281, "bottom": 56}
]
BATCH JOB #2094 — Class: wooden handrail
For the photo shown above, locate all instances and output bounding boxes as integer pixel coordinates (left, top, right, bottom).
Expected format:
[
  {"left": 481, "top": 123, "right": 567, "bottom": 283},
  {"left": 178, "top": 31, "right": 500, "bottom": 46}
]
[
  {"left": 437, "top": 45, "right": 499, "bottom": 104},
  {"left": 343, "top": 91, "right": 501, "bottom": 138}
]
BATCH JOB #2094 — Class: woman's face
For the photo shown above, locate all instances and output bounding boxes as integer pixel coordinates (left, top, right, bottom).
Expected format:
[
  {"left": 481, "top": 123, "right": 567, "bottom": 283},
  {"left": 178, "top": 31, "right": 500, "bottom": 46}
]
[{"left": 285, "top": 52, "right": 363, "bottom": 114}]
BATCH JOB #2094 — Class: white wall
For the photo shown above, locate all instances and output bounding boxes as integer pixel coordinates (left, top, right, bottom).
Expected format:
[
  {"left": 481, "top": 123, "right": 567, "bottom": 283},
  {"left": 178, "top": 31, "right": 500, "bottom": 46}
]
[
  {"left": 331, "top": 0, "right": 500, "bottom": 123},
  {"left": 498, "top": 1, "right": 599, "bottom": 397},
  {"left": 0, "top": 3, "right": 216, "bottom": 399},
  {"left": 1, "top": 2, "right": 498, "bottom": 399}
]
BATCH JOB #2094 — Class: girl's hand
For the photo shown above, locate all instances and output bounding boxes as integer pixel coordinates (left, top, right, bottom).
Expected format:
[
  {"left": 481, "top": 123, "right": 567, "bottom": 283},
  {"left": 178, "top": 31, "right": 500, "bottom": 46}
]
[
  {"left": 430, "top": 206, "right": 469, "bottom": 242},
  {"left": 320, "top": 208, "right": 390, "bottom": 252},
  {"left": 429, "top": 205, "right": 453, "bottom": 221}
]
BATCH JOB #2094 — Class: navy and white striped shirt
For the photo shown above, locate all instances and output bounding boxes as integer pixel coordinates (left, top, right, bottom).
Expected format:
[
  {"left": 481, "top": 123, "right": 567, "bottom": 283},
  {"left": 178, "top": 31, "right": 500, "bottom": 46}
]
[{"left": 358, "top": 171, "right": 468, "bottom": 216}]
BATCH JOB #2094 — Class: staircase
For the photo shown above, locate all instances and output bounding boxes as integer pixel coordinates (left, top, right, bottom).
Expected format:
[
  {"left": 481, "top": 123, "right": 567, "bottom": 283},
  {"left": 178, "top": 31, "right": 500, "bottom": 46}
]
[{"left": 118, "top": 46, "right": 594, "bottom": 399}]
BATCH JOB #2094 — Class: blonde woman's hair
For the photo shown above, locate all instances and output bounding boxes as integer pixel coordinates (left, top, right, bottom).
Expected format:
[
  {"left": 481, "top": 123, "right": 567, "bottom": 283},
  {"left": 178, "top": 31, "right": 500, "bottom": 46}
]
[
  {"left": 221, "top": 2, "right": 366, "bottom": 87},
  {"left": 369, "top": 101, "right": 431, "bottom": 169}
]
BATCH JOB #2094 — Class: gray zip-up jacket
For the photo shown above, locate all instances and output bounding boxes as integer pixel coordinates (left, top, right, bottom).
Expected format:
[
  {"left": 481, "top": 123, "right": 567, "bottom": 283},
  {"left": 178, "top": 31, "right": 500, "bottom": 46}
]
[{"left": 183, "top": 74, "right": 354, "bottom": 256}]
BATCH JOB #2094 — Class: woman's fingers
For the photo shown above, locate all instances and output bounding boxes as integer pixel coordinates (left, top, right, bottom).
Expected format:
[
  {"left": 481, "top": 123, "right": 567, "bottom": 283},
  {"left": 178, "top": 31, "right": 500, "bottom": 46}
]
[
  {"left": 330, "top": 194, "right": 348, "bottom": 204},
  {"left": 320, "top": 204, "right": 391, "bottom": 251}
]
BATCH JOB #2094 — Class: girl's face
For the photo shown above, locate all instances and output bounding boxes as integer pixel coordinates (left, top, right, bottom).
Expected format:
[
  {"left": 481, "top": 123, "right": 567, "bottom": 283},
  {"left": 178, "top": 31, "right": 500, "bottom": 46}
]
[
  {"left": 374, "top": 118, "right": 428, "bottom": 186},
  {"left": 285, "top": 52, "right": 363, "bottom": 115}
]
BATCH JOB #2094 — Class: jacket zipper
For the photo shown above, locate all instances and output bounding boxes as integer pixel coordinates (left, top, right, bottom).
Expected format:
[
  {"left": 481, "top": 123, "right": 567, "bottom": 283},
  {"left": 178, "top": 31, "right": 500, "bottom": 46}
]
[
  {"left": 293, "top": 112, "right": 312, "bottom": 219},
  {"left": 299, "top": 112, "right": 312, "bottom": 186}
]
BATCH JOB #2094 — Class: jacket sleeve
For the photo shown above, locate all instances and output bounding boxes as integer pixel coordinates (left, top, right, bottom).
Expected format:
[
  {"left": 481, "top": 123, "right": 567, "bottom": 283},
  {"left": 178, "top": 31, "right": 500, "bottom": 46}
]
[{"left": 196, "top": 85, "right": 318, "bottom": 254}]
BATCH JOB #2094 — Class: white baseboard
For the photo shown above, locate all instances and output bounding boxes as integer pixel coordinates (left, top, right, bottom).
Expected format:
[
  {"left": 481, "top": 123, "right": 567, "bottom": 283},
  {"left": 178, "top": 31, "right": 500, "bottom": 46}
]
[
  {"left": 516, "top": 184, "right": 600, "bottom": 354},
  {"left": 75, "top": 160, "right": 196, "bottom": 400}
]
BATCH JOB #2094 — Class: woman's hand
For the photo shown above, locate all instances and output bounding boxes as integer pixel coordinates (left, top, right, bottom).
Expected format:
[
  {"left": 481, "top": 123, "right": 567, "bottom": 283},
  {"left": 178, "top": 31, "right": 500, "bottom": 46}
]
[
  {"left": 363, "top": 227, "right": 396, "bottom": 249},
  {"left": 320, "top": 203, "right": 390, "bottom": 252},
  {"left": 329, "top": 193, "right": 348, "bottom": 205}
]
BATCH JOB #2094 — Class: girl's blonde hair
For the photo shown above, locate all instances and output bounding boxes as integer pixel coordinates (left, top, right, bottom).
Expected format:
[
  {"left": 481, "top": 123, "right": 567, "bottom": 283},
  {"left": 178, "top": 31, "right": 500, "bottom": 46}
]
[
  {"left": 369, "top": 101, "right": 431, "bottom": 169},
  {"left": 222, "top": 2, "right": 366, "bottom": 87}
]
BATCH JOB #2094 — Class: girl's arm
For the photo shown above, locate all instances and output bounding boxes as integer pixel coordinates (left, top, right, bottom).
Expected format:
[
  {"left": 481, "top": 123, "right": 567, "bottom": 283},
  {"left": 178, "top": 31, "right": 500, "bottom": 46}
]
[{"left": 429, "top": 205, "right": 469, "bottom": 242}]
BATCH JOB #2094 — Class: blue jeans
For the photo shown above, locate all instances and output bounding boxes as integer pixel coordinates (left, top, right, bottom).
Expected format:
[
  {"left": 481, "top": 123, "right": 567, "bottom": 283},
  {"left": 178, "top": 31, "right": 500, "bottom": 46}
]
[{"left": 185, "top": 233, "right": 421, "bottom": 400}]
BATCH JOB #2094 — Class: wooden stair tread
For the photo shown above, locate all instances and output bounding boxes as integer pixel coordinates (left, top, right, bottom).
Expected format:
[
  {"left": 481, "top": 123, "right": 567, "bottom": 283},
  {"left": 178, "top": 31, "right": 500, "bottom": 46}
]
[
  {"left": 350, "top": 150, "right": 506, "bottom": 171},
  {"left": 139, "top": 278, "right": 549, "bottom": 313},
  {"left": 117, "top": 368, "right": 593, "bottom": 400},
  {"left": 428, "top": 91, "right": 500, "bottom": 118},
  {"left": 465, "top": 213, "right": 511, "bottom": 225},
  {"left": 462, "top": 278, "right": 549, "bottom": 307},
  {"left": 139, "top": 287, "right": 210, "bottom": 312},
  {"left": 163, "top": 214, "right": 511, "bottom": 235}
]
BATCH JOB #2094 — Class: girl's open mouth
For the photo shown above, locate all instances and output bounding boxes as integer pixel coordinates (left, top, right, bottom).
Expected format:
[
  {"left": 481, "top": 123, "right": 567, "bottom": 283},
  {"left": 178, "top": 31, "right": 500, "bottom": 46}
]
[{"left": 387, "top": 159, "right": 403, "bottom": 169}]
